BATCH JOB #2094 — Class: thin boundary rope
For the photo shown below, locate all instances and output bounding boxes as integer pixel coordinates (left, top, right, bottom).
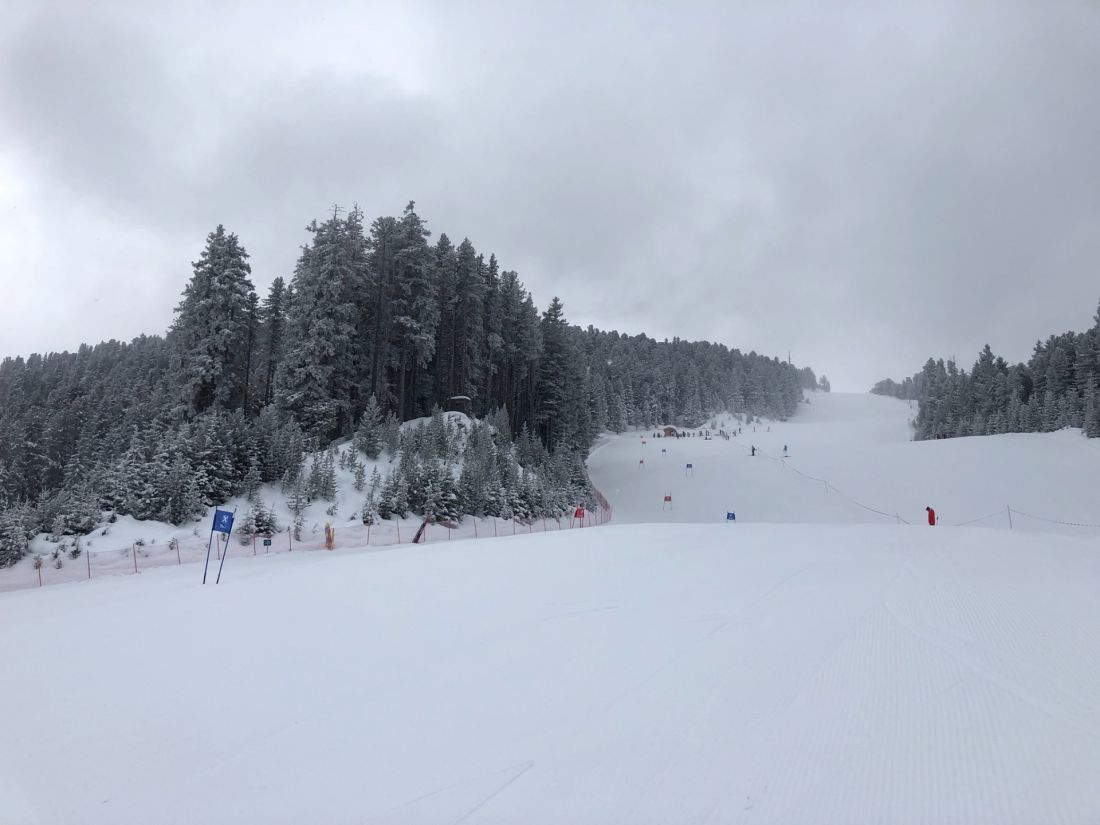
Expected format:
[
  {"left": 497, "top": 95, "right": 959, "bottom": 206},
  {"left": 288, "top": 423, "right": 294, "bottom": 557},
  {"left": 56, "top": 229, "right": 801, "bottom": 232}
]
[
  {"left": 1008, "top": 508, "right": 1100, "bottom": 529},
  {"left": 950, "top": 510, "right": 1004, "bottom": 527}
]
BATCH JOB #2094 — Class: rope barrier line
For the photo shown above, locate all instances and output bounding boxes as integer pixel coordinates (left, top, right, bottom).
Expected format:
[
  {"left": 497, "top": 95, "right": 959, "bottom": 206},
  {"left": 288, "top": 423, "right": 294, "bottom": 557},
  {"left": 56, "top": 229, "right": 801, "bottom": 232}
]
[
  {"left": 751, "top": 444, "right": 1098, "bottom": 531},
  {"left": 1008, "top": 508, "right": 1100, "bottom": 529},
  {"left": 950, "top": 510, "right": 1004, "bottom": 527}
]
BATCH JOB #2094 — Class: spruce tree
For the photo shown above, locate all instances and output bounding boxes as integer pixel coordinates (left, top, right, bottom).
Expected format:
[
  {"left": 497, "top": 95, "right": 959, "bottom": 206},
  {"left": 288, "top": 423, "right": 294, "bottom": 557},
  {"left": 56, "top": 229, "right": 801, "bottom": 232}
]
[
  {"left": 0, "top": 503, "right": 32, "bottom": 567},
  {"left": 353, "top": 395, "right": 384, "bottom": 459},
  {"left": 277, "top": 208, "right": 371, "bottom": 440},
  {"left": 255, "top": 277, "right": 289, "bottom": 408},
  {"left": 170, "top": 225, "right": 257, "bottom": 416},
  {"left": 537, "top": 297, "right": 572, "bottom": 450}
]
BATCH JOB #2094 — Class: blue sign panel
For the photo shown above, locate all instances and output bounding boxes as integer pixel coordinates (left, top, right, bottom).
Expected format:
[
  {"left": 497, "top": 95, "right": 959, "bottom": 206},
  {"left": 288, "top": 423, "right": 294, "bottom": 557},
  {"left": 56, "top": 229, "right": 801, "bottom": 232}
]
[{"left": 212, "top": 509, "right": 235, "bottom": 535}]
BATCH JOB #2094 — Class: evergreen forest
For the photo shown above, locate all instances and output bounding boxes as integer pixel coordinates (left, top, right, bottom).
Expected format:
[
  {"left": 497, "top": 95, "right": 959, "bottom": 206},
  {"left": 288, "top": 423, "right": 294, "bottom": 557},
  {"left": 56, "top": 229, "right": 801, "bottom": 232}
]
[
  {"left": 0, "top": 203, "right": 817, "bottom": 564},
  {"left": 872, "top": 304, "right": 1100, "bottom": 440}
]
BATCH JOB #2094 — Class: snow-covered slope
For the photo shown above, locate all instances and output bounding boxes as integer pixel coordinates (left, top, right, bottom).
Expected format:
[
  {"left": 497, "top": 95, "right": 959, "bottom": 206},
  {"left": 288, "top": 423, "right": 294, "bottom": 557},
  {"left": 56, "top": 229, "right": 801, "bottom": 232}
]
[
  {"left": 3, "top": 523, "right": 1100, "bottom": 824},
  {"left": 4, "top": 392, "right": 1100, "bottom": 824},
  {"left": 589, "top": 391, "right": 1100, "bottom": 533}
]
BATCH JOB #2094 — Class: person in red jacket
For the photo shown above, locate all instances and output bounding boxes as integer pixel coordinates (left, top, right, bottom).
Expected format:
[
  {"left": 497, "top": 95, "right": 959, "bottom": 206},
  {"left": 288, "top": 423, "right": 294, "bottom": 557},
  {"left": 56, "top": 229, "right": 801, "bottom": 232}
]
[{"left": 926, "top": 506, "right": 936, "bottom": 526}]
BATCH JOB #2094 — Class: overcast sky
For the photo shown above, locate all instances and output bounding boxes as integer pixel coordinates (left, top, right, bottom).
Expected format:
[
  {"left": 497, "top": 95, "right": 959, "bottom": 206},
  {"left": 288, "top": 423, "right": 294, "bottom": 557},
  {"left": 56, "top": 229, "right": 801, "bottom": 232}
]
[{"left": 2, "top": 1, "right": 1099, "bottom": 390}]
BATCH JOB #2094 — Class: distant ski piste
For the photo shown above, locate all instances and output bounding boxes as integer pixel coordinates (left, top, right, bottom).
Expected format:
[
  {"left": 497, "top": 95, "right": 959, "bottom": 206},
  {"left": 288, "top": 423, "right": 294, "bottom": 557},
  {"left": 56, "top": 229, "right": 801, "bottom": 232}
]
[{"left": 589, "top": 391, "right": 1100, "bottom": 534}]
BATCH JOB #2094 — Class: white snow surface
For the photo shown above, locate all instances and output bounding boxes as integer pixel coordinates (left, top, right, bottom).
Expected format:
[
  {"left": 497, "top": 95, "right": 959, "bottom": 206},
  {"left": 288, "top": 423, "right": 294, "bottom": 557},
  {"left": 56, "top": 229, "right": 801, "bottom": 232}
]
[
  {"left": 590, "top": 391, "right": 1100, "bottom": 532},
  {"left": 3, "top": 393, "right": 1100, "bottom": 824}
]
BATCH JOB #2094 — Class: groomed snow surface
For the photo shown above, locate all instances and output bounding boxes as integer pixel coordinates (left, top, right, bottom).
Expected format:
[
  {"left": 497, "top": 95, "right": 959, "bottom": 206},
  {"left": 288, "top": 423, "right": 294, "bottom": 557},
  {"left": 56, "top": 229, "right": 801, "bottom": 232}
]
[{"left": 4, "top": 393, "right": 1100, "bottom": 824}]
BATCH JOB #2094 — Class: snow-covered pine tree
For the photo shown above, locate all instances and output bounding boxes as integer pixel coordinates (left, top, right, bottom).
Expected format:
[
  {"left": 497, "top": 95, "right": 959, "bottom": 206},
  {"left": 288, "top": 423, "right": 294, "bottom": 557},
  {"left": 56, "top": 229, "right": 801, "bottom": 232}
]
[
  {"left": 188, "top": 415, "right": 241, "bottom": 505},
  {"left": 1084, "top": 376, "right": 1100, "bottom": 438},
  {"left": 376, "top": 469, "right": 410, "bottom": 520},
  {"left": 237, "top": 500, "right": 278, "bottom": 542},
  {"left": 353, "top": 395, "right": 384, "bottom": 459},
  {"left": 537, "top": 297, "right": 572, "bottom": 451},
  {"left": 381, "top": 411, "right": 401, "bottom": 456},
  {"left": 489, "top": 407, "right": 512, "bottom": 444},
  {"left": 255, "top": 277, "right": 289, "bottom": 408},
  {"left": 430, "top": 462, "right": 462, "bottom": 524},
  {"left": 243, "top": 462, "right": 262, "bottom": 503},
  {"left": 426, "top": 406, "right": 450, "bottom": 460},
  {"left": 170, "top": 225, "right": 257, "bottom": 416},
  {"left": 161, "top": 455, "right": 202, "bottom": 526},
  {"left": 0, "top": 502, "right": 33, "bottom": 567},
  {"left": 276, "top": 208, "right": 371, "bottom": 440},
  {"left": 373, "top": 203, "right": 439, "bottom": 420}
]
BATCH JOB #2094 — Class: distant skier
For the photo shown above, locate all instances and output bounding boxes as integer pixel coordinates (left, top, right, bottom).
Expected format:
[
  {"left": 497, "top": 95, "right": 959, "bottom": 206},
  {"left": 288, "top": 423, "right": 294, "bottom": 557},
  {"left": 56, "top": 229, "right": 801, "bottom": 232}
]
[
  {"left": 751, "top": 445, "right": 756, "bottom": 457},
  {"left": 926, "top": 506, "right": 936, "bottom": 526},
  {"left": 783, "top": 445, "right": 788, "bottom": 457}
]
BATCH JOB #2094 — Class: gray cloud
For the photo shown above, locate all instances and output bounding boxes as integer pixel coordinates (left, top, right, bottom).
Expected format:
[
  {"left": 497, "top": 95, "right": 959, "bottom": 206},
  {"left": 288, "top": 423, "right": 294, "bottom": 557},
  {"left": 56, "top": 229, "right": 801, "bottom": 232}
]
[{"left": 2, "top": 1, "right": 1099, "bottom": 390}]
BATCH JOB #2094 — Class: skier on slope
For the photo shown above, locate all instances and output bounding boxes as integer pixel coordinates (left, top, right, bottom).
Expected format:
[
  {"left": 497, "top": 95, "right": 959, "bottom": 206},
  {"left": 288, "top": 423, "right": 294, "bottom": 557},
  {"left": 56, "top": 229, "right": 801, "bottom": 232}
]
[
  {"left": 751, "top": 445, "right": 756, "bottom": 457},
  {"left": 926, "top": 506, "right": 936, "bottom": 526}
]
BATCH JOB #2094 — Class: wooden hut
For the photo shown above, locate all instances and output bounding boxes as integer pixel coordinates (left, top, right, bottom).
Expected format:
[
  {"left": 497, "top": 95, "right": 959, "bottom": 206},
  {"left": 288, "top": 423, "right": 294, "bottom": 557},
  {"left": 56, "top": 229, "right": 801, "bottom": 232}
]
[{"left": 448, "top": 395, "right": 472, "bottom": 415}]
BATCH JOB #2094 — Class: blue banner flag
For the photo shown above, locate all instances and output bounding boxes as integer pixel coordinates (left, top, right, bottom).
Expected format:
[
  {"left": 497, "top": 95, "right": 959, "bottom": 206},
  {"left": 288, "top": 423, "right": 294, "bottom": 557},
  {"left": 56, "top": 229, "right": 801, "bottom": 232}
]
[
  {"left": 213, "top": 509, "right": 235, "bottom": 535},
  {"left": 726, "top": 512, "right": 736, "bottom": 521}
]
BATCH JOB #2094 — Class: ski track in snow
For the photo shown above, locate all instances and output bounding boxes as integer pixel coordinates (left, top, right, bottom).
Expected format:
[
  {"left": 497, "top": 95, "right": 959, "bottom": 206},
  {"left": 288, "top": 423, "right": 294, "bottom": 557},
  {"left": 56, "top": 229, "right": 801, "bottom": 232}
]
[{"left": 3, "top": 393, "right": 1100, "bottom": 823}]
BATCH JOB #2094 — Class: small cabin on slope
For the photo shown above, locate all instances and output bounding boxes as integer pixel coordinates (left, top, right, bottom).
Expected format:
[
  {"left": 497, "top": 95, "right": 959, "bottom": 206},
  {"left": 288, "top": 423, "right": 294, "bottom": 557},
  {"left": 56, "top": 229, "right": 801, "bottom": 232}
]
[
  {"left": 661, "top": 426, "right": 678, "bottom": 437},
  {"left": 448, "top": 395, "right": 472, "bottom": 415}
]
